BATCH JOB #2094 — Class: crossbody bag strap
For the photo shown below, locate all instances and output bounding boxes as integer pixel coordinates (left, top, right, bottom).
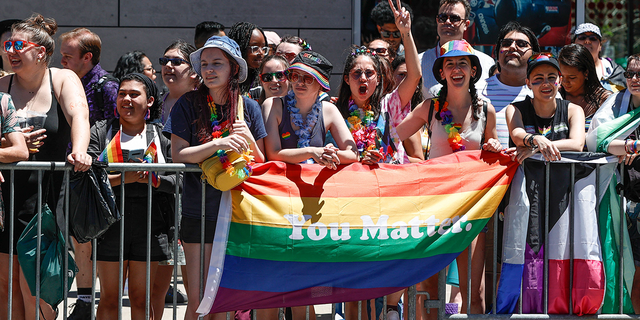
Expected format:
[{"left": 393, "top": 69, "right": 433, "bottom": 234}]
[{"left": 424, "top": 99, "right": 435, "bottom": 160}]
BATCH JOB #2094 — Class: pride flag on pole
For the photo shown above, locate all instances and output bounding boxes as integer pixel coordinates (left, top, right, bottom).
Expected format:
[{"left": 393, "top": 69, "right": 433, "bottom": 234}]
[
  {"left": 144, "top": 141, "right": 160, "bottom": 187},
  {"left": 97, "top": 130, "right": 123, "bottom": 163},
  {"left": 196, "top": 151, "right": 518, "bottom": 314}
]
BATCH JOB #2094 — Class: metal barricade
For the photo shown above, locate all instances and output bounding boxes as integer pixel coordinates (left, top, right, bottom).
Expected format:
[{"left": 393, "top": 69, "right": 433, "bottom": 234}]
[{"left": 1, "top": 155, "right": 640, "bottom": 320}]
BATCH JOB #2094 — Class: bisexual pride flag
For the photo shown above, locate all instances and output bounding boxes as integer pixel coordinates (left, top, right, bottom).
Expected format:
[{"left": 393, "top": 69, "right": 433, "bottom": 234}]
[{"left": 196, "top": 150, "right": 518, "bottom": 315}]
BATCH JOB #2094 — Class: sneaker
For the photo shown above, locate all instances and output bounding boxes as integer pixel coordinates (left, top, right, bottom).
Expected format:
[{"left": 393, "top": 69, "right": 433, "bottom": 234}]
[
  {"left": 68, "top": 299, "right": 92, "bottom": 320},
  {"left": 165, "top": 285, "right": 188, "bottom": 304}
]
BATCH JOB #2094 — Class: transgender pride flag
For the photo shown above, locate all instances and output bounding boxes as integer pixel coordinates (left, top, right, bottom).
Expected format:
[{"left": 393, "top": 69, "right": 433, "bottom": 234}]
[{"left": 196, "top": 151, "right": 518, "bottom": 314}]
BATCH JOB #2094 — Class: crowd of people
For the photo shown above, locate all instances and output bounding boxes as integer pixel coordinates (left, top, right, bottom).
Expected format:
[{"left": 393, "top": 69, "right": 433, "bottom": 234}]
[{"left": 0, "top": 0, "right": 638, "bottom": 319}]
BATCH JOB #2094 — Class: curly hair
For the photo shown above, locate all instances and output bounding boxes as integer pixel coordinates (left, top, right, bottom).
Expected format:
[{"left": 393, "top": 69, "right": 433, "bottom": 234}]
[
  {"left": 371, "top": 1, "right": 413, "bottom": 25},
  {"left": 12, "top": 14, "right": 57, "bottom": 64},
  {"left": 558, "top": 44, "right": 610, "bottom": 118},
  {"left": 337, "top": 46, "right": 385, "bottom": 120},
  {"left": 113, "top": 51, "right": 149, "bottom": 80},
  {"left": 228, "top": 22, "right": 267, "bottom": 95}
]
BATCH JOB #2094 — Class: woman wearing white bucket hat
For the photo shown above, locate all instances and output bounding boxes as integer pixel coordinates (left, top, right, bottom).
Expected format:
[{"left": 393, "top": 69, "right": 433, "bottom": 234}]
[{"left": 165, "top": 35, "right": 267, "bottom": 320}]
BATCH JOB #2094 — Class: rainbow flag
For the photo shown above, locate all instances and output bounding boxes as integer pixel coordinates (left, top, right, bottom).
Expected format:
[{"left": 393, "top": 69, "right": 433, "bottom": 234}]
[
  {"left": 98, "top": 130, "right": 123, "bottom": 163},
  {"left": 144, "top": 141, "right": 160, "bottom": 187},
  {"left": 196, "top": 151, "right": 518, "bottom": 315}
]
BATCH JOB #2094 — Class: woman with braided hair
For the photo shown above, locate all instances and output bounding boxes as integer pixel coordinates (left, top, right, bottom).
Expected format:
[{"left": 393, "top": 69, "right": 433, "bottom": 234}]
[
  {"left": 227, "top": 21, "right": 269, "bottom": 95},
  {"left": 396, "top": 39, "right": 501, "bottom": 318}
]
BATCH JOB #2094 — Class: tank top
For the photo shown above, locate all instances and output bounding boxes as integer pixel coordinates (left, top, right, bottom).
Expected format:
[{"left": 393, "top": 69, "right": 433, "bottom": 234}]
[
  {"left": 508, "top": 97, "right": 570, "bottom": 147},
  {"left": 8, "top": 69, "right": 71, "bottom": 161},
  {"left": 278, "top": 96, "right": 326, "bottom": 149},
  {"left": 429, "top": 102, "right": 487, "bottom": 159}
]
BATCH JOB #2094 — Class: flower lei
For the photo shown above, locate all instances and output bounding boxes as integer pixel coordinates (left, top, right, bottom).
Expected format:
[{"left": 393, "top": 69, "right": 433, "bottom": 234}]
[
  {"left": 436, "top": 98, "right": 466, "bottom": 152},
  {"left": 286, "top": 90, "right": 322, "bottom": 150},
  {"left": 346, "top": 99, "right": 385, "bottom": 159},
  {"left": 207, "top": 94, "right": 253, "bottom": 177}
]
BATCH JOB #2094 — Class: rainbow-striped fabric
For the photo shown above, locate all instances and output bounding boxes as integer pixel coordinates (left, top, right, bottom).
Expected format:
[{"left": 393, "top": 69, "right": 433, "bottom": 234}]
[
  {"left": 196, "top": 150, "right": 518, "bottom": 314},
  {"left": 97, "top": 131, "right": 123, "bottom": 163},
  {"left": 144, "top": 141, "right": 160, "bottom": 188}
]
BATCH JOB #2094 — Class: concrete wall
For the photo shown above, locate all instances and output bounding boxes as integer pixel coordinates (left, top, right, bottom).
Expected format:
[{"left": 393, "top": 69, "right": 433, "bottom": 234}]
[{"left": 1, "top": 0, "right": 355, "bottom": 94}]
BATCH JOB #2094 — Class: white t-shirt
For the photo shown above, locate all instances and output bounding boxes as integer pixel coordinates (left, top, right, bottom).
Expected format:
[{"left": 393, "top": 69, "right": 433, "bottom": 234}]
[
  {"left": 479, "top": 75, "right": 532, "bottom": 147},
  {"left": 419, "top": 44, "right": 496, "bottom": 99}
]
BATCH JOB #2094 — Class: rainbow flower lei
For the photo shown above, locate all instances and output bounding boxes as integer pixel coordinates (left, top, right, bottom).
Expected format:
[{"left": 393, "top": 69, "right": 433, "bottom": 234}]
[
  {"left": 207, "top": 94, "right": 253, "bottom": 177},
  {"left": 436, "top": 98, "right": 466, "bottom": 152},
  {"left": 346, "top": 99, "right": 384, "bottom": 159}
]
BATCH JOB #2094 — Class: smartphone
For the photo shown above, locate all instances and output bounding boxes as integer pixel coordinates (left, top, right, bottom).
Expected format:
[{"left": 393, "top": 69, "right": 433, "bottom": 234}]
[{"left": 124, "top": 149, "right": 145, "bottom": 162}]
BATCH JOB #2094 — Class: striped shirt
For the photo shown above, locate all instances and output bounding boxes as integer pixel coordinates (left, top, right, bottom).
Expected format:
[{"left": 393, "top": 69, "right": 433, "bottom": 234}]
[{"left": 479, "top": 75, "right": 532, "bottom": 147}]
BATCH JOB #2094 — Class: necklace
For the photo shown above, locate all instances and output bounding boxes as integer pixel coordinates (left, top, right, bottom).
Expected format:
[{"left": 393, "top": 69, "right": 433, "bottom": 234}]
[
  {"left": 207, "top": 94, "right": 229, "bottom": 139},
  {"left": 346, "top": 99, "right": 383, "bottom": 159},
  {"left": 436, "top": 98, "right": 466, "bottom": 152},
  {"left": 286, "top": 91, "right": 322, "bottom": 149}
]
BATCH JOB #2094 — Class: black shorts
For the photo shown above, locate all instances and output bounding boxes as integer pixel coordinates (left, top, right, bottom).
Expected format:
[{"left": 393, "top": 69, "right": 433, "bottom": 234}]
[
  {"left": 179, "top": 216, "right": 216, "bottom": 244},
  {"left": 96, "top": 197, "right": 170, "bottom": 262}
]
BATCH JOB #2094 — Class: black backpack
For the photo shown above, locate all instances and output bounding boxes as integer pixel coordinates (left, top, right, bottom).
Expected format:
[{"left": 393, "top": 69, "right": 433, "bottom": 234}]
[{"left": 91, "top": 74, "right": 119, "bottom": 117}]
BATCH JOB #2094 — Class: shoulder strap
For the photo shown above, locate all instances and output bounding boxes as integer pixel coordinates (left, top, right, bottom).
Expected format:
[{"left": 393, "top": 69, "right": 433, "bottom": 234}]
[
  {"left": 481, "top": 100, "right": 488, "bottom": 145},
  {"left": 92, "top": 74, "right": 118, "bottom": 114},
  {"left": 424, "top": 99, "right": 436, "bottom": 160},
  {"left": 237, "top": 95, "right": 244, "bottom": 121},
  {"left": 7, "top": 74, "right": 13, "bottom": 94}
]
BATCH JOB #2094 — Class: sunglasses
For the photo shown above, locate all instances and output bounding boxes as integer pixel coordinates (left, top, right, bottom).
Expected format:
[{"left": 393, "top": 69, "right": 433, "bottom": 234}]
[
  {"left": 288, "top": 72, "right": 315, "bottom": 85},
  {"left": 350, "top": 69, "right": 377, "bottom": 80},
  {"left": 369, "top": 47, "right": 389, "bottom": 56},
  {"left": 3, "top": 40, "right": 39, "bottom": 52},
  {"left": 500, "top": 38, "right": 531, "bottom": 49},
  {"left": 380, "top": 30, "right": 401, "bottom": 39},
  {"left": 436, "top": 13, "right": 463, "bottom": 24},
  {"left": 624, "top": 71, "right": 640, "bottom": 79},
  {"left": 276, "top": 51, "right": 297, "bottom": 61},
  {"left": 576, "top": 35, "right": 600, "bottom": 42},
  {"left": 159, "top": 57, "right": 189, "bottom": 66},
  {"left": 249, "top": 46, "right": 270, "bottom": 55},
  {"left": 260, "top": 71, "right": 288, "bottom": 82}
]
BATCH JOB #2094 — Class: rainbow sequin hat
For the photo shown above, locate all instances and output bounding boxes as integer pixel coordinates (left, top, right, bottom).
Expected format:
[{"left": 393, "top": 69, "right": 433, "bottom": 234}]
[
  {"left": 432, "top": 39, "right": 482, "bottom": 85},
  {"left": 288, "top": 51, "right": 332, "bottom": 91}
]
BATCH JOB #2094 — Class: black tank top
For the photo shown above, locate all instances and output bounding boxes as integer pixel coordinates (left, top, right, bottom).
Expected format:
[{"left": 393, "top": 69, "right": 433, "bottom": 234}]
[
  {"left": 508, "top": 97, "right": 570, "bottom": 148},
  {"left": 278, "top": 96, "right": 326, "bottom": 149},
  {"left": 8, "top": 69, "right": 71, "bottom": 160}
]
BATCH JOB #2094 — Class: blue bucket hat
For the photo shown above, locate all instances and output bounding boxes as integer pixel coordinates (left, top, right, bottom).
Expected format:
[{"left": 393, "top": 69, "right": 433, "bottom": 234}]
[{"left": 190, "top": 36, "right": 248, "bottom": 82}]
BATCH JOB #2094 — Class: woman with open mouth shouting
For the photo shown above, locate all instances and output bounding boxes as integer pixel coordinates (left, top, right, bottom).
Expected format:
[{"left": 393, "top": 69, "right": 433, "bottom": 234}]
[
  {"left": 506, "top": 52, "right": 585, "bottom": 163},
  {"left": 336, "top": 0, "right": 422, "bottom": 166}
]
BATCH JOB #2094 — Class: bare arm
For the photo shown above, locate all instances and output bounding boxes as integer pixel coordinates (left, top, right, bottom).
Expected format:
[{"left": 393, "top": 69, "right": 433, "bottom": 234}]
[
  {"left": 404, "top": 131, "right": 425, "bottom": 162},
  {"left": 397, "top": 99, "right": 431, "bottom": 141},
  {"left": 323, "top": 102, "right": 358, "bottom": 164},
  {"left": 0, "top": 131, "right": 28, "bottom": 162},
  {"left": 389, "top": 0, "right": 421, "bottom": 108},
  {"left": 481, "top": 102, "right": 502, "bottom": 152},
  {"left": 52, "top": 68, "right": 91, "bottom": 171}
]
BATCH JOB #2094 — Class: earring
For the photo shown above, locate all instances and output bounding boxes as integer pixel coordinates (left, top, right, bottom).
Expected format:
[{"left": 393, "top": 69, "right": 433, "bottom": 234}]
[
  {"left": 145, "top": 109, "right": 150, "bottom": 120},
  {"left": 37, "top": 58, "right": 41, "bottom": 63},
  {"left": 114, "top": 108, "right": 120, "bottom": 118}
]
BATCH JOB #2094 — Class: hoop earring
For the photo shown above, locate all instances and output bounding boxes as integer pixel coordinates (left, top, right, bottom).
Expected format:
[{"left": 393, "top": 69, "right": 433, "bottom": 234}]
[
  {"left": 114, "top": 108, "right": 120, "bottom": 119},
  {"left": 144, "top": 109, "right": 150, "bottom": 120}
]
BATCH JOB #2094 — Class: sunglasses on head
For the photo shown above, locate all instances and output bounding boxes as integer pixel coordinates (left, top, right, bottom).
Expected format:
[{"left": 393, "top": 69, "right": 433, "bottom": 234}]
[
  {"left": 260, "top": 71, "right": 288, "bottom": 82},
  {"left": 159, "top": 57, "right": 189, "bottom": 66},
  {"left": 576, "top": 35, "right": 600, "bottom": 42},
  {"left": 500, "top": 38, "right": 531, "bottom": 49},
  {"left": 624, "top": 71, "right": 640, "bottom": 79},
  {"left": 436, "top": 13, "right": 463, "bottom": 24},
  {"left": 369, "top": 47, "right": 388, "bottom": 56},
  {"left": 249, "top": 46, "right": 270, "bottom": 55},
  {"left": 350, "top": 69, "right": 377, "bottom": 80},
  {"left": 288, "top": 71, "right": 315, "bottom": 85},
  {"left": 276, "top": 51, "right": 297, "bottom": 61},
  {"left": 528, "top": 52, "right": 555, "bottom": 63},
  {"left": 380, "top": 30, "right": 401, "bottom": 39},
  {"left": 3, "top": 40, "right": 39, "bottom": 52}
]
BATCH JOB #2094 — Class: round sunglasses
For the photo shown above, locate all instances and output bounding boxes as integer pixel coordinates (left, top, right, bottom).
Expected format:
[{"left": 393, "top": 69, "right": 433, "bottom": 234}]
[
  {"left": 260, "top": 71, "right": 288, "bottom": 82},
  {"left": 288, "top": 71, "right": 315, "bottom": 85}
]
